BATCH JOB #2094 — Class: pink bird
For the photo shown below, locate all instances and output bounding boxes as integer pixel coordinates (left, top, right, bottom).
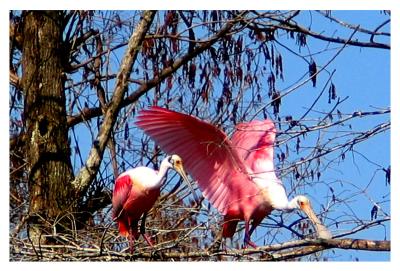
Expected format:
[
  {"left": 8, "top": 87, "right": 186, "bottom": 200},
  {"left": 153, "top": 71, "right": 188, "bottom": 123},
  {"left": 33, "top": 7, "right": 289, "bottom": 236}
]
[
  {"left": 135, "top": 106, "right": 332, "bottom": 247},
  {"left": 112, "top": 154, "right": 196, "bottom": 251}
]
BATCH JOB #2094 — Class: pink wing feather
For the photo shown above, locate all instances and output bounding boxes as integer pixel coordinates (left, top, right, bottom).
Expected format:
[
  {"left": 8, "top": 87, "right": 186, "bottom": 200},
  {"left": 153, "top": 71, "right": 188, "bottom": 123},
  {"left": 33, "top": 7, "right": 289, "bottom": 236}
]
[
  {"left": 135, "top": 106, "right": 261, "bottom": 215},
  {"left": 112, "top": 174, "right": 133, "bottom": 236},
  {"left": 231, "top": 120, "right": 278, "bottom": 177},
  {"left": 112, "top": 174, "right": 132, "bottom": 220}
]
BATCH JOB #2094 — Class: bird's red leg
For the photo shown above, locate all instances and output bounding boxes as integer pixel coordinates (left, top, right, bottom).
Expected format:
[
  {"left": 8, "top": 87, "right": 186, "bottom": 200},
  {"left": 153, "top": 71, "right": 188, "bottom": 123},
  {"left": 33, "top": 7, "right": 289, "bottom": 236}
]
[
  {"left": 142, "top": 233, "right": 154, "bottom": 247},
  {"left": 128, "top": 231, "right": 136, "bottom": 254},
  {"left": 140, "top": 212, "right": 154, "bottom": 247},
  {"left": 243, "top": 220, "right": 257, "bottom": 248},
  {"left": 128, "top": 220, "right": 139, "bottom": 254}
]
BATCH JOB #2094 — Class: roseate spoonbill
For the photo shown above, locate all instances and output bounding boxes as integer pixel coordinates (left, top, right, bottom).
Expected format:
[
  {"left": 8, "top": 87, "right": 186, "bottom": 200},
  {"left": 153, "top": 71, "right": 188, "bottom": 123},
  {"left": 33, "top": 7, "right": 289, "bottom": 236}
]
[
  {"left": 112, "top": 154, "right": 196, "bottom": 250},
  {"left": 135, "top": 106, "right": 332, "bottom": 247}
]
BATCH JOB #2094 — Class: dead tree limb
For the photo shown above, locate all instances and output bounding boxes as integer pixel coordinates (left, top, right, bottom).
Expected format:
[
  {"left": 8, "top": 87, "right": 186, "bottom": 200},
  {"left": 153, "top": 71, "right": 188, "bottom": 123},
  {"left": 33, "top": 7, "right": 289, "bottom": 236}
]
[{"left": 72, "top": 10, "right": 156, "bottom": 195}]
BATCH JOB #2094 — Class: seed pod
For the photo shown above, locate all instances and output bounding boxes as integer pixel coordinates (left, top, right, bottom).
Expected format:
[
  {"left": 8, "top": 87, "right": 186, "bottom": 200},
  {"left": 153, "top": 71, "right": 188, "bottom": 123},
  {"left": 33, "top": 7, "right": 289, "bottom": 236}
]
[{"left": 309, "top": 60, "right": 317, "bottom": 87}]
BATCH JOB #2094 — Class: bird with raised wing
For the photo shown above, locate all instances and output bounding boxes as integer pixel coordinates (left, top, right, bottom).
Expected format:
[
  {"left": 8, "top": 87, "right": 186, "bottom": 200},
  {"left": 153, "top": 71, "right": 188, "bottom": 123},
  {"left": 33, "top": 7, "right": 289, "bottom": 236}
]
[
  {"left": 112, "top": 154, "right": 197, "bottom": 251},
  {"left": 135, "top": 106, "right": 332, "bottom": 247}
]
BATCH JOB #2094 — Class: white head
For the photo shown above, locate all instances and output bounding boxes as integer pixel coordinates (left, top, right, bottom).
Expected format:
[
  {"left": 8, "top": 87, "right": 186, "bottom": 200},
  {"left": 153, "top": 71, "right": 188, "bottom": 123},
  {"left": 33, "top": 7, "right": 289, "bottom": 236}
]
[
  {"left": 167, "top": 154, "right": 184, "bottom": 169},
  {"left": 290, "top": 195, "right": 332, "bottom": 239},
  {"left": 162, "top": 154, "right": 199, "bottom": 203}
]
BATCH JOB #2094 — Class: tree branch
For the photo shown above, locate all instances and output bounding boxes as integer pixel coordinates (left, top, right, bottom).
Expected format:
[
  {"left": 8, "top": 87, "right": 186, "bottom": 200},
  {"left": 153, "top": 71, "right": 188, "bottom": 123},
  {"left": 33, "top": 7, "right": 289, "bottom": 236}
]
[
  {"left": 72, "top": 10, "right": 157, "bottom": 195},
  {"left": 145, "top": 238, "right": 390, "bottom": 260},
  {"left": 65, "top": 11, "right": 249, "bottom": 128},
  {"left": 243, "top": 11, "right": 389, "bottom": 49},
  {"left": 11, "top": 237, "right": 389, "bottom": 261},
  {"left": 275, "top": 21, "right": 390, "bottom": 49}
]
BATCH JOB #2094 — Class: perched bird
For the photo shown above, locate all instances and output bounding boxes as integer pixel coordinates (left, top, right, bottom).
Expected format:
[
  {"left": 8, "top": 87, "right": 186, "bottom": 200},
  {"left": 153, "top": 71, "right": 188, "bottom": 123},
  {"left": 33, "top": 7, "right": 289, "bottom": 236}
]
[
  {"left": 135, "top": 106, "right": 332, "bottom": 247},
  {"left": 112, "top": 154, "right": 196, "bottom": 250}
]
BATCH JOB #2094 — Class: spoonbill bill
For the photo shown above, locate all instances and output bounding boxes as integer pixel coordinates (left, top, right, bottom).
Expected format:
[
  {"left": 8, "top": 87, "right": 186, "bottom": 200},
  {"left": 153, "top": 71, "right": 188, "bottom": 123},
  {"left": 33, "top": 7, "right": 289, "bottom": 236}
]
[
  {"left": 112, "top": 154, "right": 196, "bottom": 250},
  {"left": 135, "top": 106, "right": 332, "bottom": 247}
]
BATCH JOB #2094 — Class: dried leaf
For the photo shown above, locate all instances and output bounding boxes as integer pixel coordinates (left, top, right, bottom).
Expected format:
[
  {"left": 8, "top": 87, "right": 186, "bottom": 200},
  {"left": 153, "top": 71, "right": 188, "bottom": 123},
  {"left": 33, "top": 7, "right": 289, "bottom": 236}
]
[
  {"left": 172, "top": 37, "right": 179, "bottom": 53},
  {"left": 124, "top": 122, "right": 129, "bottom": 140},
  {"left": 212, "top": 66, "right": 221, "bottom": 77},
  {"left": 216, "top": 97, "right": 223, "bottom": 114},
  {"left": 236, "top": 66, "right": 243, "bottom": 82},
  {"left": 309, "top": 60, "right": 317, "bottom": 87},
  {"left": 255, "top": 29, "right": 265, "bottom": 41},
  {"left": 271, "top": 46, "right": 275, "bottom": 67},
  {"left": 271, "top": 91, "right": 281, "bottom": 116},
  {"left": 275, "top": 55, "right": 280, "bottom": 77},
  {"left": 253, "top": 93, "right": 260, "bottom": 104},
  {"left": 236, "top": 36, "right": 243, "bottom": 52},
  {"left": 262, "top": 44, "right": 270, "bottom": 62},
  {"left": 296, "top": 32, "right": 307, "bottom": 47},
  {"left": 296, "top": 137, "right": 300, "bottom": 154},
  {"left": 231, "top": 103, "right": 238, "bottom": 124},
  {"left": 268, "top": 73, "right": 275, "bottom": 93},
  {"left": 265, "top": 29, "right": 275, "bottom": 41},
  {"left": 209, "top": 46, "right": 218, "bottom": 61},
  {"left": 114, "top": 14, "right": 122, "bottom": 29},
  {"left": 384, "top": 166, "right": 391, "bottom": 185},
  {"left": 245, "top": 73, "right": 253, "bottom": 85},
  {"left": 222, "top": 81, "right": 232, "bottom": 101},
  {"left": 166, "top": 76, "right": 173, "bottom": 90},
  {"left": 262, "top": 108, "right": 267, "bottom": 119},
  {"left": 290, "top": 120, "right": 298, "bottom": 128},
  {"left": 331, "top": 83, "right": 337, "bottom": 100},
  {"left": 200, "top": 81, "right": 209, "bottom": 103},
  {"left": 370, "top": 205, "right": 378, "bottom": 220},
  {"left": 189, "top": 62, "right": 196, "bottom": 86}
]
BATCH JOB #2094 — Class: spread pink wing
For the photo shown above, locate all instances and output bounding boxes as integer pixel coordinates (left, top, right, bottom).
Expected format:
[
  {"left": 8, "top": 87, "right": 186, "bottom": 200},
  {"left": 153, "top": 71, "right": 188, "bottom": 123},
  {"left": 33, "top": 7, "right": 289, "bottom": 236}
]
[
  {"left": 231, "top": 120, "right": 279, "bottom": 180},
  {"left": 135, "top": 106, "right": 261, "bottom": 215}
]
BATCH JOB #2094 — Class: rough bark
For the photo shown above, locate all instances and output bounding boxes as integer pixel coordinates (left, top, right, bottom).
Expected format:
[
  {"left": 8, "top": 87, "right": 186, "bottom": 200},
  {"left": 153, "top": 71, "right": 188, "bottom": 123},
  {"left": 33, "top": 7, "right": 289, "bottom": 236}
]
[{"left": 21, "top": 11, "right": 75, "bottom": 244}]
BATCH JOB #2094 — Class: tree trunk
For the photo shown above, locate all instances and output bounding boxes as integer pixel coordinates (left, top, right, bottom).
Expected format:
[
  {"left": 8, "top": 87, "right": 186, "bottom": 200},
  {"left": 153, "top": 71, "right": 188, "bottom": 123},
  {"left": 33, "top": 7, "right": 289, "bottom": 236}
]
[{"left": 21, "top": 11, "right": 75, "bottom": 244}]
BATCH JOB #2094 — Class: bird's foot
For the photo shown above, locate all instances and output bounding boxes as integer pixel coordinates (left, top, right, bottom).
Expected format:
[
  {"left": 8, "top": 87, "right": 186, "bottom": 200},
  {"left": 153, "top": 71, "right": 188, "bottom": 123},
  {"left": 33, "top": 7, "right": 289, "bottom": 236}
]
[
  {"left": 243, "top": 238, "right": 257, "bottom": 249},
  {"left": 128, "top": 235, "right": 136, "bottom": 254},
  {"left": 142, "top": 233, "right": 154, "bottom": 247},
  {"left": 317, "top": 226, "right": 333, "bottom": 240}
]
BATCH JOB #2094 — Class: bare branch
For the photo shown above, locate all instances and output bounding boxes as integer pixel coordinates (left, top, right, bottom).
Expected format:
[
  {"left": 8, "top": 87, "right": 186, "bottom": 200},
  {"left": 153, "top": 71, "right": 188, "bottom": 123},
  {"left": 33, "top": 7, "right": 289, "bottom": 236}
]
[
  {"left": 72, "top": 11, "right": 157, "bottom": 195},
  {"left": 10, "top": 236, "right": 389, "bottom": 261},
  {"left": 276, "top": 21, "right": 390, "bottom": 49},
  {"left": 66, "top": 11, "right": 250, "bottom": 128}
]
